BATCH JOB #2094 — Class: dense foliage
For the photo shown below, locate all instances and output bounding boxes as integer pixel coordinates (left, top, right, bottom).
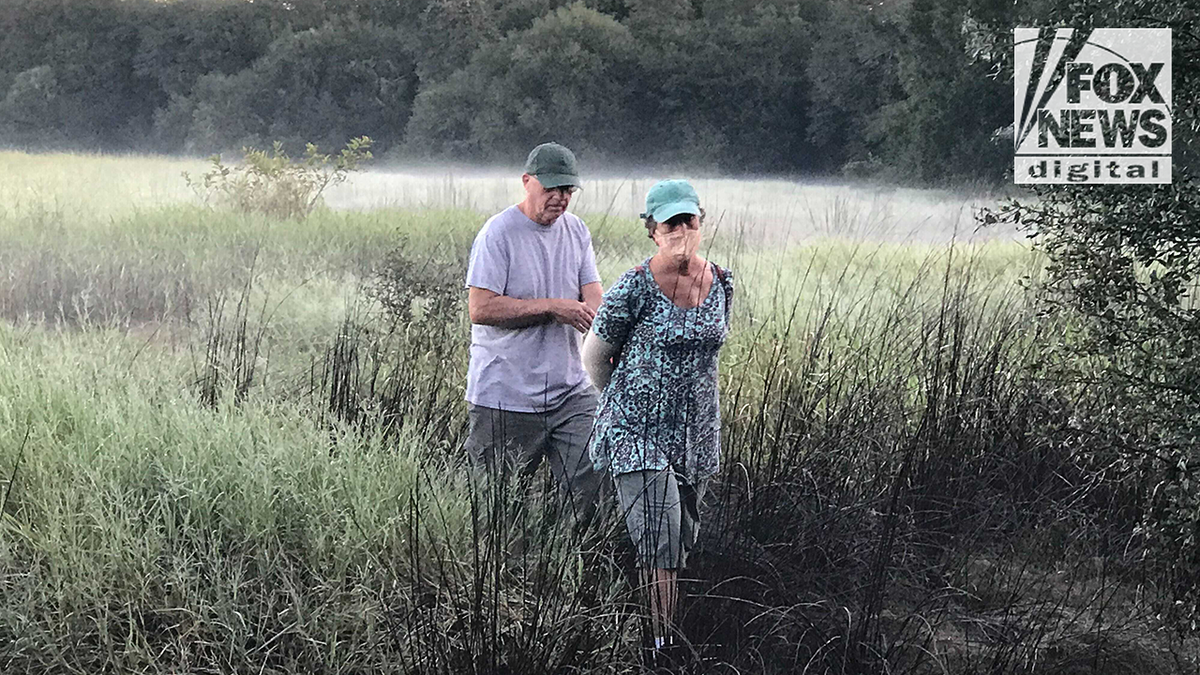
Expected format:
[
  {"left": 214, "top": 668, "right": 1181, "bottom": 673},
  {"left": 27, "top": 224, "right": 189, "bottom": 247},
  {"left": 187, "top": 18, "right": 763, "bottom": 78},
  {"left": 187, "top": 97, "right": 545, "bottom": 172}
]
[
  {"left": 0, "top": 0, "right": 1021, "bottom": 183},
  {"left": 979, "top": 0, "right": 1200, "bottom": 622}
]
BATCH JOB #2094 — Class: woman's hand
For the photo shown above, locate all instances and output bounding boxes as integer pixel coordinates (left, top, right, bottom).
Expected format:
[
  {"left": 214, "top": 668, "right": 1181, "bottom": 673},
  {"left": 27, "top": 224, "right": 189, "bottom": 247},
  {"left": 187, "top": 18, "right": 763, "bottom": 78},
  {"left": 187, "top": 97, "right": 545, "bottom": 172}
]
[{"left": 657, "top": 228, "right": 700, "bottom": 263}]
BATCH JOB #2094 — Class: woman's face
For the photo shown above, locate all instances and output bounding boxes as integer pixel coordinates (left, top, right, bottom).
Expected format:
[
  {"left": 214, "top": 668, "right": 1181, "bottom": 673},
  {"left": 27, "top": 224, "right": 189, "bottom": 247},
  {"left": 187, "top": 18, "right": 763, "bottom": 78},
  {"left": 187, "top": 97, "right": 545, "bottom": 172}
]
[{"left": 652, "top": 212, "right": 702, "bottom": 261}]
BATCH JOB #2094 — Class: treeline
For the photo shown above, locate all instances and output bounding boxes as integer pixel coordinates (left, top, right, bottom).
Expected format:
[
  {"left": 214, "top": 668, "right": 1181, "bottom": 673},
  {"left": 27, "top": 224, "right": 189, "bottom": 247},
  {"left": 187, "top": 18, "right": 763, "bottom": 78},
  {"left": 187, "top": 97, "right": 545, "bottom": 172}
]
[{"left": 1, "top": 0, "right": 1034, "bottom": 183}]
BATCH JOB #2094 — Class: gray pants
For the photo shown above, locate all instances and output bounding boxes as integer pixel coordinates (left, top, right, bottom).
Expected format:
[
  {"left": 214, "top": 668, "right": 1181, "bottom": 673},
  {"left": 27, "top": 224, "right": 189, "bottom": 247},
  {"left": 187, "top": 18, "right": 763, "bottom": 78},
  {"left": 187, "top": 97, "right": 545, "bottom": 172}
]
[
  {"left": 615, "top": 468, "right": 706, "bottom": 569},
  {"left": 465, "top": 390, "right": 602, "bottom": 526}
]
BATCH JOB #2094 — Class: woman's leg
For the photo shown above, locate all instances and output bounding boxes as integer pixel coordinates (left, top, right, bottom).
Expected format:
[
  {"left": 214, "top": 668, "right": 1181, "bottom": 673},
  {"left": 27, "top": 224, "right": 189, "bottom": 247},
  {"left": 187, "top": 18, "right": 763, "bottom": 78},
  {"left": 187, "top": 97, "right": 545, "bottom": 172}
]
[
  {"left": 614, "top": 469, "right": 684, "bottom": 647},
  {"left": 643, "top": 567, "right": 678, "bottom": 646},
  {"left": 651, "top": 475, "right": 705, "bottom": 646}
]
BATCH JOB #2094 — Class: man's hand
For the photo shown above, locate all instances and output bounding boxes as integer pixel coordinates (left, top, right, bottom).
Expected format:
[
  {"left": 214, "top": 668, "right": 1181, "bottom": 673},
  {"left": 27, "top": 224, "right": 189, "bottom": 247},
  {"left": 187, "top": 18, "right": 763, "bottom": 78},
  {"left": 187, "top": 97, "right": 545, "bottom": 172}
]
[
  {"left": 469, "top": 287, "right": 596, "bottom": 332},
  {"left": 546, "top": 299, "right": 596, "bottom": 333}
]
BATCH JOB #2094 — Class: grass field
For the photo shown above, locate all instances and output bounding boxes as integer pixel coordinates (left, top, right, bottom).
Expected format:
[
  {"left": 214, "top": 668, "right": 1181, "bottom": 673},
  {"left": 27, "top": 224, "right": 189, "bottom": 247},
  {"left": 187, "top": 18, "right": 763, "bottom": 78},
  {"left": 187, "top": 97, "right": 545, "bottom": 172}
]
[{"left": 1, "top": 150, "right": 1195, "bottom": 674}]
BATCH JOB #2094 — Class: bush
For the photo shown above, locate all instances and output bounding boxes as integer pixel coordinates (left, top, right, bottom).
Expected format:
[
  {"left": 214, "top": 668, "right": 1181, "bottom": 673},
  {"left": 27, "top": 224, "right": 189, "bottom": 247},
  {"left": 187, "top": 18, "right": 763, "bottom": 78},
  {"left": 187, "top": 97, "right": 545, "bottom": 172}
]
[
  {"left": 979, "top": 0, "right": 1200, "bottom": 624},
  {"left": 987, "top": 177, "right": 1200, "bottom": 623},
  {"left": 185, "top": 136, "right": 372, "bottom": 220}
]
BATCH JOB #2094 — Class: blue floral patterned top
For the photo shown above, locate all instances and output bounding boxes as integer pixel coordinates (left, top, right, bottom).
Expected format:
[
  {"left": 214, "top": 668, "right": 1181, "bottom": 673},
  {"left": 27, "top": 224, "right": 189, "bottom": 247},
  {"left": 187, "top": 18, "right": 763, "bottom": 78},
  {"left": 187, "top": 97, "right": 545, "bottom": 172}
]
[{"left": 589, "top": 259, "right": 733, "bottom": 483}]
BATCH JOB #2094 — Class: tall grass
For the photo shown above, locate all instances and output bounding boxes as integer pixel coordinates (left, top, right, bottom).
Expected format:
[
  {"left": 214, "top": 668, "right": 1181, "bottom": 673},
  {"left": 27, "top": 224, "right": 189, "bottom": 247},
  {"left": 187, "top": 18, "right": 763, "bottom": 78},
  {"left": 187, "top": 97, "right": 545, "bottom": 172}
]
[{"left": 1, "top": 151, "right": 1196, "bottom": 673}]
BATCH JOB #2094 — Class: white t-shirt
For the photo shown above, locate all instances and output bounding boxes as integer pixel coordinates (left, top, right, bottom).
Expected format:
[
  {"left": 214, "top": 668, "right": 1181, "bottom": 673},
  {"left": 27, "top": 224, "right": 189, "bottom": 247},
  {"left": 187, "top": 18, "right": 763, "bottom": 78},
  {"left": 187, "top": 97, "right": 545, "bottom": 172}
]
[{"left": 465, "top": 205, "right": 601, "bottom": 413}]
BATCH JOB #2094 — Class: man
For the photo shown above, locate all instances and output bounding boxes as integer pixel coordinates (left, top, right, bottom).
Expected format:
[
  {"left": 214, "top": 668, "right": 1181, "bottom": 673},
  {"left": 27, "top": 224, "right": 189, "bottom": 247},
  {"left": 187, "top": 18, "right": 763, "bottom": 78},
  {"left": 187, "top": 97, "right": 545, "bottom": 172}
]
[{"left": 464, "top": 142, "right": 604, "bottom": 525}]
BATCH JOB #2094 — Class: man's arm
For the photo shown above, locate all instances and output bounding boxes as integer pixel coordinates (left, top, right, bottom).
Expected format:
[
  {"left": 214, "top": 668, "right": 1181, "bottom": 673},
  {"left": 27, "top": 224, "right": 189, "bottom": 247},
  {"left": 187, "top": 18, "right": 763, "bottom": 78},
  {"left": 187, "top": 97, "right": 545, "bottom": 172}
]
[
  {"left": 581, "top": 281, "right": 602, "bottom": 313},
  {"left": 469, "top": 287, "right": 596, "bottom": 333}
]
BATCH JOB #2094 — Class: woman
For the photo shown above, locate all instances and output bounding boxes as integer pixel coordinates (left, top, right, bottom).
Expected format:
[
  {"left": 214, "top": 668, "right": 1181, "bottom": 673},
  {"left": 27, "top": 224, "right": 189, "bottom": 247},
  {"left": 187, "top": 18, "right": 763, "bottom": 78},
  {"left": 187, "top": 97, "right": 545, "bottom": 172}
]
[{"left": 582, "top": 179, "right": 733, "bottom": 660}]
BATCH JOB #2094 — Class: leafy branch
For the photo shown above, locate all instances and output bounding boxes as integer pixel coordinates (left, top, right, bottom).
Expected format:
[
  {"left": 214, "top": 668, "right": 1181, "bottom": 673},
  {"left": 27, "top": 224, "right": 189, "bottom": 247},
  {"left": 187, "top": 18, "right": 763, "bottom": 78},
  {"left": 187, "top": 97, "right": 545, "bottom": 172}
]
[{"left": 184, "top": 136, "right": 373, "bottom": 220}]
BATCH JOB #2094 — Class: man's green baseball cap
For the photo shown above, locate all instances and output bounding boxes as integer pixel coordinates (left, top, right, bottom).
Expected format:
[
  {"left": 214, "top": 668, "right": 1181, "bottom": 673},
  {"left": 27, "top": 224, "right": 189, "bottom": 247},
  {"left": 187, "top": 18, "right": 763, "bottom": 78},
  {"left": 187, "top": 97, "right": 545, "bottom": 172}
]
[
  {"left": 641, "top": 179, "right": 700, "bottom": 222},
  {"left": 523, "top": 142, "right": 581, "bottom": 189}
]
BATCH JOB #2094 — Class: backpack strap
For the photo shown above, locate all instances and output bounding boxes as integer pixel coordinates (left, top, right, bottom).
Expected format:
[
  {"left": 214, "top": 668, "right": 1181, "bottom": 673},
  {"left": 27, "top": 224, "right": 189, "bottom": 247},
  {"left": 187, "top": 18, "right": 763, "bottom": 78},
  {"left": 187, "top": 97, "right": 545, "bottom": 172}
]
[
  {"left": 627, "top": 262, "right": 653, "bottom": 330},
  {"left": 712, "top": 262, "right": 733, "bottom": 325}
]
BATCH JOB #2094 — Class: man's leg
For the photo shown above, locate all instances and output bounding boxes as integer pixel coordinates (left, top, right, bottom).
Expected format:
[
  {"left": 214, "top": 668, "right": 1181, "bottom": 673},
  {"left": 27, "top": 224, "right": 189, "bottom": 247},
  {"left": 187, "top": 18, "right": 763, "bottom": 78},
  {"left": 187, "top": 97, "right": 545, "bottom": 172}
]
[
  {"left": 544, "top": 389, "right": 604, "bottom": 527},
  {"left": 464, "top": 404, "right": 553, "bottom": 546},
  {"left": 465, "top": 403, "right": 550, "bottom": 475}
]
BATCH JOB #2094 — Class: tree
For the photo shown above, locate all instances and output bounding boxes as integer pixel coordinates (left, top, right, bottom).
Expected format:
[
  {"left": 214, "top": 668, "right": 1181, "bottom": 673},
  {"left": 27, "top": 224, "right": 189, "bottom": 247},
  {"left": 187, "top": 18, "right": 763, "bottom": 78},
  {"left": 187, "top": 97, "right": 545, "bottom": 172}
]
[
  {"left": 0, "top": 0, "right": 158, "bottom": 149},
  {"left": 983, "top": 0, "right": 1200, "bottom": 622},
  {"left": 405, "top": 1, "right": 818, "bottom": 173},
  {"left": 409, "top": 0, "right": 501, "bottom": 83},
  {"left": 133, "top": 0, "right": 277, "bottom": 103},
  {"left": 405, "top": 3, "right": 639, "bottom": 161},
  {"left": 857, "top": 0, "right": 1010, "bottom": 184},
  {"left": 805, "top": 1, "right": 905, "bottom": 174},
  {"left": 0, "top": 66, "right": 62, "bottom": 147},
  {"left": 163, "top": 18, "right": 418, "bottom": 155}
]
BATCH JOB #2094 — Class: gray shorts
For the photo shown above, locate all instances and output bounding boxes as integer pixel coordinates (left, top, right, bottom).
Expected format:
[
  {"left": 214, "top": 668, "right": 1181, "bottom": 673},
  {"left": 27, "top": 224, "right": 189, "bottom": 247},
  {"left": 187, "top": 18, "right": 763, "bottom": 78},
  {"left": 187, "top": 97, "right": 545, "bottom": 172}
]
[
  {"left": 615, "top": 469, "right": 706, "bottom": 570},
  {"left": 465, "top": 389, "right": 602, "bottom": 525}
]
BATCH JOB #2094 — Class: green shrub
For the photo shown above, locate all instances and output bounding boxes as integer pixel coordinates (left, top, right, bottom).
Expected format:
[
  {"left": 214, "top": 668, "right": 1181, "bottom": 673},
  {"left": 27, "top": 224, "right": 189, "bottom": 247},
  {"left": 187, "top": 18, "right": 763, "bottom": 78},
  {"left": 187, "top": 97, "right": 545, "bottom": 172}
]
[
  {"left": 185, "top": 136, "right": 372, "bottom": 220},
  {"left": 978, "top": 0, "right": 1200, "bottom": 625}
]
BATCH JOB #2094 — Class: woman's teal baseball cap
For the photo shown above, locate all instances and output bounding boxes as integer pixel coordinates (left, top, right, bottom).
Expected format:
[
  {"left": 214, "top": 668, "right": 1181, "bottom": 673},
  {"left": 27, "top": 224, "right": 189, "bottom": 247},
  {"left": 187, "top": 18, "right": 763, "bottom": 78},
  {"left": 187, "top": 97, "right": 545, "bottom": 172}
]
[{"left": 641, "top": 179, "right": 700, "bottom": 222}]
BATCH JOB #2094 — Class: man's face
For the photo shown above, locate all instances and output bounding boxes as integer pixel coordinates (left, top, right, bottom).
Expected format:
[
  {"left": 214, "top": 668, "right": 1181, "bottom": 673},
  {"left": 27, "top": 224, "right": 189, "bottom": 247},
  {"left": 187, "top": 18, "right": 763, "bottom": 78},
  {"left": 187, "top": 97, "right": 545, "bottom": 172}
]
[{"left": 522, "top": 174, "right": 577, "bottom": 225}]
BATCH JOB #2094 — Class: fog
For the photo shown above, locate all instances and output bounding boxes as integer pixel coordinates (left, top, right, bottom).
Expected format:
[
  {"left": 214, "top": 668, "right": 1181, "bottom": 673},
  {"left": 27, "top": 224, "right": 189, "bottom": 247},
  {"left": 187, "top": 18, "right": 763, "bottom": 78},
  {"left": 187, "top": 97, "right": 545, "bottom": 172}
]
[{"left": 326, "top": 165, "right": 1019, "bottom": 245}]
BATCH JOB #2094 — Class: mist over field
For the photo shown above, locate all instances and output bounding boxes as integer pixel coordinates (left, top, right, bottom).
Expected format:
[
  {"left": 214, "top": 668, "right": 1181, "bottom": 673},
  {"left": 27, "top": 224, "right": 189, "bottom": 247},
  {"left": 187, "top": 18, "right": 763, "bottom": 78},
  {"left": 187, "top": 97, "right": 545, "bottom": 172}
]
[{"left": 327, "top": 168, "right": 1019, "bottom": 244}]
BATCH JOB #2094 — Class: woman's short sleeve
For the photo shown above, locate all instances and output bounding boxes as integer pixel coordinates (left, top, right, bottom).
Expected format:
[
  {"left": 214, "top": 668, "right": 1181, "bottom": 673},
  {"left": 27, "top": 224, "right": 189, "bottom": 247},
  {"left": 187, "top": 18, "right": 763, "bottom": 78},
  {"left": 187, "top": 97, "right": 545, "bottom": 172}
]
[{"left": 591, "top": 267, "right": 643, "bottom": 348}]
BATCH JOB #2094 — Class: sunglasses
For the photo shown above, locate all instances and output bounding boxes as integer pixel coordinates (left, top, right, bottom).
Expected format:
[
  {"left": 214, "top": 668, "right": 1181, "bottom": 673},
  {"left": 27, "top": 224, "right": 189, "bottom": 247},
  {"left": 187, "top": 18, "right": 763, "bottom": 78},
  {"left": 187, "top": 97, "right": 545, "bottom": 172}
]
[
  {"left": 664, "top": 212, "right": 700, "bottom": 227},
  {"left": 544, "top": 185, "right": 579, "bottom": 196}
]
